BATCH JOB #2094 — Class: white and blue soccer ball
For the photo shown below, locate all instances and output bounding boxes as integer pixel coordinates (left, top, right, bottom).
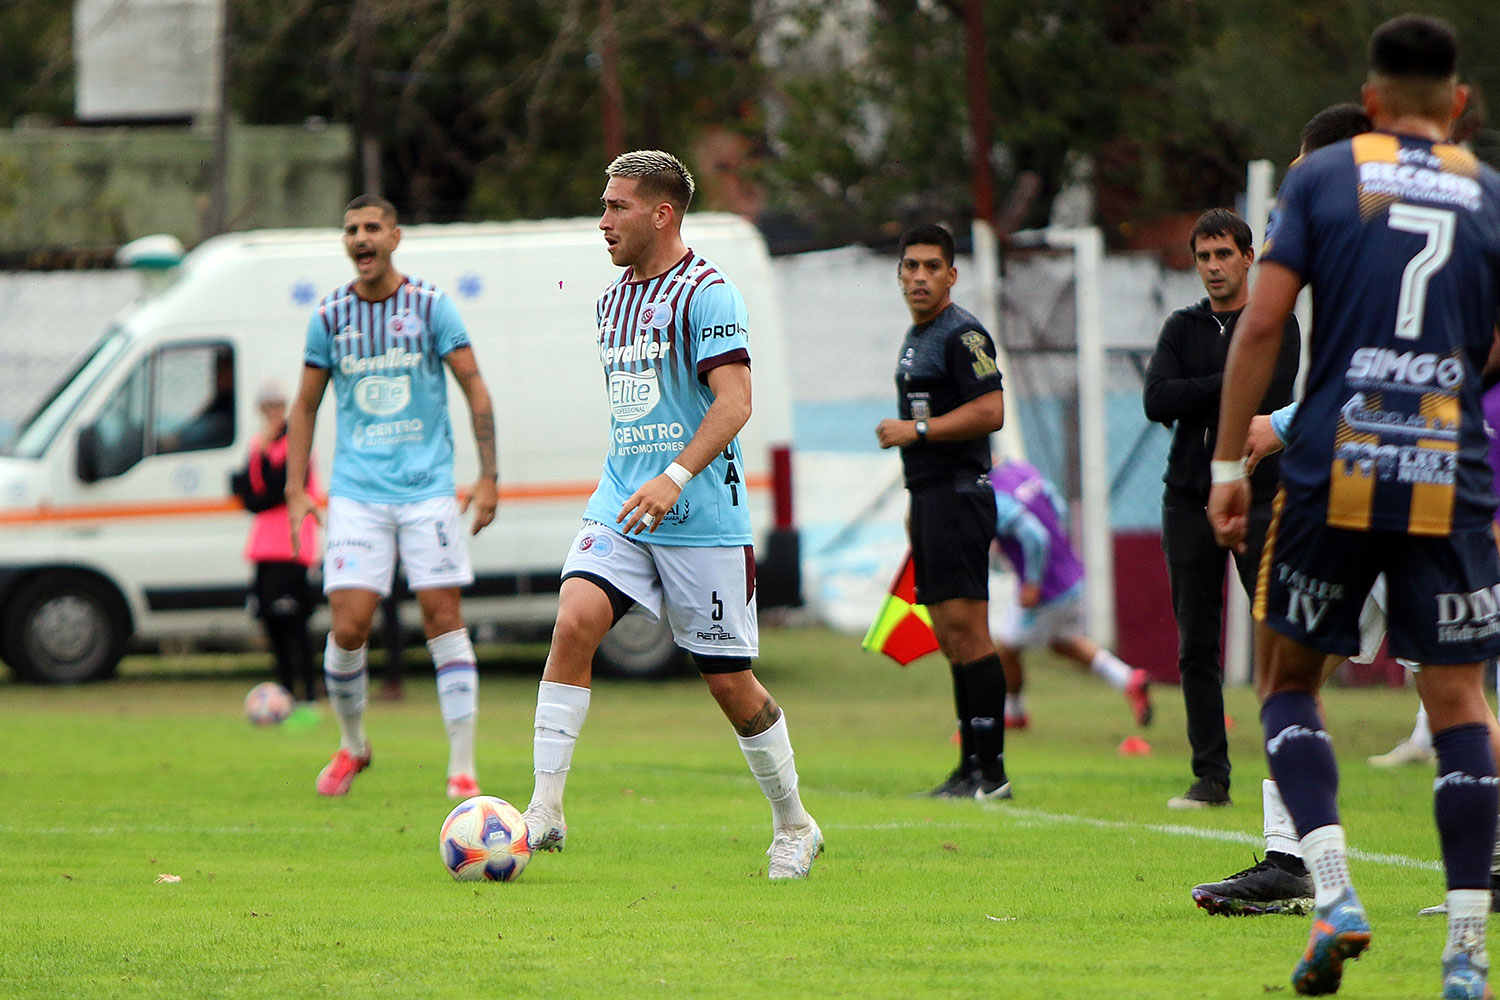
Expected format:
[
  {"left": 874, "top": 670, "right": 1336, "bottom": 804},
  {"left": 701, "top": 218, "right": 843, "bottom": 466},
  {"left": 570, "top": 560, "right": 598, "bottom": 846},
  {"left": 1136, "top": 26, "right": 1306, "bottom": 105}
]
[
  {"left": 243, "top": 682, "right": 294, "bottom": 726},
  {"left": 439, "top": 795, "right": 531, "bottom": 882}
]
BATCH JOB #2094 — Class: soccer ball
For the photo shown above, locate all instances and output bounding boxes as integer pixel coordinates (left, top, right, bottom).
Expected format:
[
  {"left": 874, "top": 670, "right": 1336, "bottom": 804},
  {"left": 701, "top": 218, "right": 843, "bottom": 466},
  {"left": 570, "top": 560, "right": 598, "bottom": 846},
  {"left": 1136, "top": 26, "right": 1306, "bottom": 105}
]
[
  {"left": 439, "top": 795, "right": 531, "bottom": 882},
  {"left": 244, "top": 682, "right": 294, "bottom": 726}
]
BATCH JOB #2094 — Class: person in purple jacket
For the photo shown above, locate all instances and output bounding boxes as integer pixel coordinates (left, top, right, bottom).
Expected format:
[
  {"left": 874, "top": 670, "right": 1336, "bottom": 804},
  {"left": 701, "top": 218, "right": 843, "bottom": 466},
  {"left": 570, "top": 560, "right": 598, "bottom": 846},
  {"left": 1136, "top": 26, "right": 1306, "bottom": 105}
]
[{"left": 989, "top": 457, "right": 1153, "bottom": 730}]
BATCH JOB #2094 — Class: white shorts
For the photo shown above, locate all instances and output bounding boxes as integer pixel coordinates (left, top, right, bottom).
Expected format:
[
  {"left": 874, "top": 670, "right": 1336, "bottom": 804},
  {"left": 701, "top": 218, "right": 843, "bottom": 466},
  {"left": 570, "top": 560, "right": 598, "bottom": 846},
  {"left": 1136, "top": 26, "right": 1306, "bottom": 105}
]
[
  {"left": 993, "top": 592, "right": 1084, "bottom": 649},
  {"left": 323, "top": 495, "right": 474, "bottom": 596},
  {"left": 561, "top": 521, "right": 758, "bottom": 657}
]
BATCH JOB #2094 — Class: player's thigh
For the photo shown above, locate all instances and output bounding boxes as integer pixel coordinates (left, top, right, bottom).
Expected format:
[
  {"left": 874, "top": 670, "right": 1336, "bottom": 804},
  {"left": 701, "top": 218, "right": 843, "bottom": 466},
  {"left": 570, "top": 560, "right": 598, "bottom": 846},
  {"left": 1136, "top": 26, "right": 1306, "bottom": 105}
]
[
  {"left": 560, "top": 521, "right": 664, "bottom": 623},
  {"left": 395, "top": 496, "right": 474, "bottom": 591},
  {"left": 1382, "top": 528, "right": 1500, "bottom": 666},
  {"left": 1254, "top": 498, "right": 1379, "bottom": 659},
  {"left": 323, "top": 496, "right": 399, "bottom": 597},
  {"left": 909, "top": 474, "right": 995, "bottom": 606},
  {"left": 651, "top": 543, "right": 758, "bottom": 657}
]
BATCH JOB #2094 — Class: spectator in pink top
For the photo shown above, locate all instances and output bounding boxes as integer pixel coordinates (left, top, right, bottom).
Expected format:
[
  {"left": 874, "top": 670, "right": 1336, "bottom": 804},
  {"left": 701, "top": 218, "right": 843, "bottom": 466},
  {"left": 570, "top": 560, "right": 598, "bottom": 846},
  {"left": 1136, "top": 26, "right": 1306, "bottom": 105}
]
[{"left": 234, "top": 378, "right": 323, "bottom": 703}]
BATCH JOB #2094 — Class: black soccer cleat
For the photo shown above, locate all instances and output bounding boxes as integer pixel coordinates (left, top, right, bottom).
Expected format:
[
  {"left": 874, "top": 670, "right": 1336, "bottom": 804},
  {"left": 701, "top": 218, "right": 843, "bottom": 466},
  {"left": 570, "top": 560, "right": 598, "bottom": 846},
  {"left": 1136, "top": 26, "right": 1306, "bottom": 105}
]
[
  {"left": 925, "top": 766, "right": 978, "bottom": 799},
  {"left": 1192, "top": 852, "right": 1315, "bottom": 916}
]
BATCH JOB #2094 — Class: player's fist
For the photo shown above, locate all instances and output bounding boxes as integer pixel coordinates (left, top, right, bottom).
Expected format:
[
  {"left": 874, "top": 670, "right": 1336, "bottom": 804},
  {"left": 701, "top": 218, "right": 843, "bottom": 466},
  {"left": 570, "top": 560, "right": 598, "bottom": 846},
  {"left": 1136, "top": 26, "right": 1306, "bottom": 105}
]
[
  {"left": 465, "top": 477, "right": 498, "bottom": 534},
  {"left": 1207, "top": 479, "right": 1250, "bottom": 553},
  {"left": 1243, "top": 414, "right": 1284, "bottom": 474},
  {"left": 875, "top": 419, "right": 917, "bottom": 449}
]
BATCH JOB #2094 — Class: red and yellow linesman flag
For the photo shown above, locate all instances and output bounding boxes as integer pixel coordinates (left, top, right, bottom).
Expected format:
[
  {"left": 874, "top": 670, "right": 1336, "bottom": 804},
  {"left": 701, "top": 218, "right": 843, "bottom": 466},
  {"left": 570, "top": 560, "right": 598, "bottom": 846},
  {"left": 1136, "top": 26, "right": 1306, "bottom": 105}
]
[{"left": 861, "top": 551, "right": 939, "bottom": 666}]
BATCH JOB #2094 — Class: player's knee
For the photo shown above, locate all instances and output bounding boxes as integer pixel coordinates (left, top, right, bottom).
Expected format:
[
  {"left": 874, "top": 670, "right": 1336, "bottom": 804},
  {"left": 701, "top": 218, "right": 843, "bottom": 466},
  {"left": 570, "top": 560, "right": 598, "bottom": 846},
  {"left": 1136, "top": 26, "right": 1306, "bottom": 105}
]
[{"left": 330, "top": 619, "right": 371, "bottom": 650}]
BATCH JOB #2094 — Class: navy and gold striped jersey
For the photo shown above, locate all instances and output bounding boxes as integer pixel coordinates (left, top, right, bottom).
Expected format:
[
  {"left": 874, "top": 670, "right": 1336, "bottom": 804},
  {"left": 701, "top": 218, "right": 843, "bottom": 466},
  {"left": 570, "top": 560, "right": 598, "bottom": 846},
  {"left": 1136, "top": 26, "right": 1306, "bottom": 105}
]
[{"left": 1264, "top": 132, "right": 1500, "bottom": 535}]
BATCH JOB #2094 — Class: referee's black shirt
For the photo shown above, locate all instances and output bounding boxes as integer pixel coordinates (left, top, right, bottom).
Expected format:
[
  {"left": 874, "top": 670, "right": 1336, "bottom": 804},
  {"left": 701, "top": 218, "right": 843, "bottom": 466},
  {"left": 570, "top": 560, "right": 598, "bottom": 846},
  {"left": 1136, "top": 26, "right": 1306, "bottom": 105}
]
[{"left": 895, "top": 302, "right": 1005, "bottom": 488}]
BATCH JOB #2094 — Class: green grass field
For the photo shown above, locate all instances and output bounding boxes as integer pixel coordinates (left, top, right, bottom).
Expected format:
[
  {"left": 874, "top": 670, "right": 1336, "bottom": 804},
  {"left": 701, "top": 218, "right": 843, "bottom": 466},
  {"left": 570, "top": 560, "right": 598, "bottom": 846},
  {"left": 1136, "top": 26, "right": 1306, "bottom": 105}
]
[{"left": 0, "top": 627, "right": 1473, "bottom": 999}]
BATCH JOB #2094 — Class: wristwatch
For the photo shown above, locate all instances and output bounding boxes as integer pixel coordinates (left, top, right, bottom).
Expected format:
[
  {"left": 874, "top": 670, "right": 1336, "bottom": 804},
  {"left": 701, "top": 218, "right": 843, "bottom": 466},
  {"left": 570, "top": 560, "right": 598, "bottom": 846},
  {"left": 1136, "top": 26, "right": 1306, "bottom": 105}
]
[{"left": 914, "top": 419, "right": 928, "bottom": 441}]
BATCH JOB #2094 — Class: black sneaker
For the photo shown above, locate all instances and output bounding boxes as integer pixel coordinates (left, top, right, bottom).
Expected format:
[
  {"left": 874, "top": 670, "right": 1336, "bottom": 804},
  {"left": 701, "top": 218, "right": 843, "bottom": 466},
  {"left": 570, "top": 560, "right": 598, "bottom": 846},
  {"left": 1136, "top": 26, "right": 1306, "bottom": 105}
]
[
  {"left": 973, "top": 775, "right": 1013, "bottom": 801},
  {"left": 1192, "top": 852, "right": 1315, "bottom": 916},
  {"left": 1167, "top": 778, "right": 1231, "bottom": 809},
  {"left": 926, "top": 766, "right": 978, "bottom": 798}
]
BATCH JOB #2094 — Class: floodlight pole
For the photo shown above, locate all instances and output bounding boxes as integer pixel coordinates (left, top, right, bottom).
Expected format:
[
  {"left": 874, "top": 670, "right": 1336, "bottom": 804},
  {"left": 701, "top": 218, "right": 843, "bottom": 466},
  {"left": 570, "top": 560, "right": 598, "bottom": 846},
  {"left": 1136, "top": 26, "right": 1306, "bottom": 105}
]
[{"left": 1045, "top": 226, "right": 1115, "bottom": 648}]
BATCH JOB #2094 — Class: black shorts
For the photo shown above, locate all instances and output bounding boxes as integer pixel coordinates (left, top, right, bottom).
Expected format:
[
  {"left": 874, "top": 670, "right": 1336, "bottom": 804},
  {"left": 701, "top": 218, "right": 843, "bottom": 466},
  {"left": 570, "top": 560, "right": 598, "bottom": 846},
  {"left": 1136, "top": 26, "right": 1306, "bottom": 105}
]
[
  {"left": 909, "top": 472, "right": 996, "bottom": 605},
  {"left": 250, "top": 561, "right": 315, "bottom": 621},
  {"left": 1255, "top": 490, "right": 1500, "bottom": 664}
]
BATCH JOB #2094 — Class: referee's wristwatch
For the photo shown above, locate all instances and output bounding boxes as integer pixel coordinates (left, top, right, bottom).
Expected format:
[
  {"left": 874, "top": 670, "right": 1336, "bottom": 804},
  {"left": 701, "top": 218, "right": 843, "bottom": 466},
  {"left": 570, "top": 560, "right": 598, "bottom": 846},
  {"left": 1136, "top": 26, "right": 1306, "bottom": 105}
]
[{"left": 914, "top": 419, "right": 928, "bottom": 442}]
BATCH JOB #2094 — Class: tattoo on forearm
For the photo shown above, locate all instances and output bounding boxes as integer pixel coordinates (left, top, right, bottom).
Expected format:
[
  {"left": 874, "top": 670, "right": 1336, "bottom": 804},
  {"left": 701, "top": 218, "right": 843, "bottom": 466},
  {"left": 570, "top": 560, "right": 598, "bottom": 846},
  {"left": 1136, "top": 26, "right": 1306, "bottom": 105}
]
[
  {"left": 473, "top": 412, "right": 497, "bottom": 476},
  {"left": 736, "top": 698, "right": 782, "bottom": 737}
]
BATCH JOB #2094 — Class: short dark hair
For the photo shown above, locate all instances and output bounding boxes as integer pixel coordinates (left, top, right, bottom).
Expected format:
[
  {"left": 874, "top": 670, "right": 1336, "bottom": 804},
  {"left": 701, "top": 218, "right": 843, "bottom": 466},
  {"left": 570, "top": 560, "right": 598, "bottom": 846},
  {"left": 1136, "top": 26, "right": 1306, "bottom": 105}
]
[
  {"left": 1370, "top": 14, "right": 1458, "bottom": 81},
  {"left": 606, "top": 150, "right": 696, "bottom": 212},
  {"left": 1299, "top": 103, "right": 1372, "bottom": 154},
  {"left": 1188, "top": 209, "right": 1252, "bottom": 255},
  {"left": 345, "top": 194, "right": 398, "bottom": 224},
  {"left": 898, "top": 224, "right": 956, "bottom": 266}
]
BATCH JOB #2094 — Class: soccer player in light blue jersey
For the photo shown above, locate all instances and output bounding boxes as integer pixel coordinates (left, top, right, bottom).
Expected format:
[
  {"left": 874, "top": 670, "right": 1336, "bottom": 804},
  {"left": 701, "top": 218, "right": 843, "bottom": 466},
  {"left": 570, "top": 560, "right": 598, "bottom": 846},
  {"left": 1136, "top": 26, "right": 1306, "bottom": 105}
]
[
  {"left": 519, "top": 150, "right": 821, "bottom": 879},
  {"left": 284, "top": 194, "right": 499, "bottom": 802},
  {"left": 1210, "top": 16, "right": 1500, "bottom": 996}
]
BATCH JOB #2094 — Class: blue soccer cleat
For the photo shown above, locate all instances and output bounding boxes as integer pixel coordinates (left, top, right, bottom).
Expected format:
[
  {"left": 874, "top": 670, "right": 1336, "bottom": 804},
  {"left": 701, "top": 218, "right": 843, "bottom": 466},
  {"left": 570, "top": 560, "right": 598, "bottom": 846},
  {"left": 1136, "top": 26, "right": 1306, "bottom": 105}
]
[
  {"left": 1292, "top": 888, "right": 1372, "bottom": 995},
  {"left": 1441, "top": 950, "right": 1490, "bottom": 999}
]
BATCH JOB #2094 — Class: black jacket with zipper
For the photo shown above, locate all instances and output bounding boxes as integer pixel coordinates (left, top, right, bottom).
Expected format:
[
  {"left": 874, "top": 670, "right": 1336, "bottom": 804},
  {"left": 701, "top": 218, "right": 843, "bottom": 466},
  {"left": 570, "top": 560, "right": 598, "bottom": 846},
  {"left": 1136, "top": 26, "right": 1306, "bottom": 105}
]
[{"left": 1143, "top": 297, "right": 1300, "bottom": 508}]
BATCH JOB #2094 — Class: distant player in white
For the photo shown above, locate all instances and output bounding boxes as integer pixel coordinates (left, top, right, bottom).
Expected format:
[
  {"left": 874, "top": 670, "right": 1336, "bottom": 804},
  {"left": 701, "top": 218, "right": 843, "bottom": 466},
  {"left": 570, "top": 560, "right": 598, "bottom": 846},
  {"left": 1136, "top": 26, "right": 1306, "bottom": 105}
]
[
  {"left": 284, "top": 194, "right": 499, "bottom": 800},
  {"left": 520, "top": 150, "right": 822, "bottom": 879}
]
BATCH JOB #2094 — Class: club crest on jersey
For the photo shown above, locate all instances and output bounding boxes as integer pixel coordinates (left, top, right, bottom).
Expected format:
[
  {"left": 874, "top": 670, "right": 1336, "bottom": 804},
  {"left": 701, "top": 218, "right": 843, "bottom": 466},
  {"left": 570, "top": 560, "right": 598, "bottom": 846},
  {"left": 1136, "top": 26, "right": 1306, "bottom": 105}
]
[
  {"left": 640, "top": 301, "right": 674, "bottom": 331},
  {"left": 386, "top": 311, "right": 424, "bottom": 339},
  {"left": 355, "top": 374, "right": 412, "bottom": 416},
  {"left": 608, "top": 369, "right": 661, "bottom": 422}
]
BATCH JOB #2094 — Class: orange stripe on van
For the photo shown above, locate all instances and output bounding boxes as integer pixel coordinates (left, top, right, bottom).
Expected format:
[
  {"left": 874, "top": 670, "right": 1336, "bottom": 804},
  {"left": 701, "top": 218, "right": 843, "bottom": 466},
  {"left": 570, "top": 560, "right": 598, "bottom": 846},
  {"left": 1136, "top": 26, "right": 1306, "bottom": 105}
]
[{"left": 0, "top": 476, "right": 773, "bottom": 525}]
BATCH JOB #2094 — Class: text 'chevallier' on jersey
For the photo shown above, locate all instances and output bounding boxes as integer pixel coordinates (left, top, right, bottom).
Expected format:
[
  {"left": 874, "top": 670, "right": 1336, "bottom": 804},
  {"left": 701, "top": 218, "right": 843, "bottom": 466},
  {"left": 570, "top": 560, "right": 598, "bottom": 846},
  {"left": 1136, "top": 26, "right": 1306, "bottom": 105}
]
[
  {"left": 582, "top": 249, "right": 754, "bottom": 547},
  {"left": 895, "top": 302, "right": 1005, "bottom": 487},
  {"left": 304, "top": 278, "right": 470, "bottom": 504},
  {"left": 1265, "top": 133, "right": 1500, "bottom": 535}
]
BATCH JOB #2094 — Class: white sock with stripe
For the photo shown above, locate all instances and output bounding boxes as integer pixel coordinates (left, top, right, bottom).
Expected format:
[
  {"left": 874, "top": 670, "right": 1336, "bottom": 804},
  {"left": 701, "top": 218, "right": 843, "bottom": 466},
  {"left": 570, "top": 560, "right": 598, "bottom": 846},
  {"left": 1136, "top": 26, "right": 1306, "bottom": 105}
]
[
  {"left": 1089, "top": 649, "right": 1133, "bottom": 690},
  {"left": 427, "top": 629, "right": 478, "bottom": 779},
  {"left": 323, "top": 637, "right": 368, "bottom": 756}
]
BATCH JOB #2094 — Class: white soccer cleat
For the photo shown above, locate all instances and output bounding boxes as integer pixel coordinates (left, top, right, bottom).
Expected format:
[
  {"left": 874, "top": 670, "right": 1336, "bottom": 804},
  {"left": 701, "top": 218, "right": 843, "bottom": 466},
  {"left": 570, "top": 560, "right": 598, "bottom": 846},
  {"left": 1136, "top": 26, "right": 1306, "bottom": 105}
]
[
  {"left": 521, "top": 804, "right": 567, "bottom": 852},
  {"left": 767, "top": 820, "right": 824, "bottom": 879},
  {"left": 1367, "top": 739, "right": 1435, "bottom": 768}
]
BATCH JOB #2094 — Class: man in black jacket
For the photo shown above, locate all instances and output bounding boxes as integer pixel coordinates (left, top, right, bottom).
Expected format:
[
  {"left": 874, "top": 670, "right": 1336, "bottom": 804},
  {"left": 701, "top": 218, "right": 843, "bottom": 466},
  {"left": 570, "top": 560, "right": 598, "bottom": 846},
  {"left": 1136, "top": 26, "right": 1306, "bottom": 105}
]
[{"left": 1144, "top": 208, "right": 1300, "bottom": 809}]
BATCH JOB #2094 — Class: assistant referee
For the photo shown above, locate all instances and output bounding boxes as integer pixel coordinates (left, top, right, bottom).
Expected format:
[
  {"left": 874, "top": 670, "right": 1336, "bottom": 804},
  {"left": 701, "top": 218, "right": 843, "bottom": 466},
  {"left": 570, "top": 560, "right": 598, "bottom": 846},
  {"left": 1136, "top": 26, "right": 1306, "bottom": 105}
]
[{"left": 875, "top": 223, "right": 1009, "bottom": 800}]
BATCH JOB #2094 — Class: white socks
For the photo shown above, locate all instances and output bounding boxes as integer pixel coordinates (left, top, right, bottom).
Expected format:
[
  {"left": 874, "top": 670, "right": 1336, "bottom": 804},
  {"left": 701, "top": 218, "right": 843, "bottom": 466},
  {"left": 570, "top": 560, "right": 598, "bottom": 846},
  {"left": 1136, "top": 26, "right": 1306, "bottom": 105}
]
[
  {"left": 323, "top": 637, "right": 369, "bottom": 755},
  {"left": 531, "top": 680, "right": 591, "bottom": 810},
  {"left": 1089, "top": 650, "right": 1134, "bottom": 690},
  {"left": 1262, "top": 779, "right": 1301, "bottom": 857},
  {"left": 1301, "top": 825, "right": 1353, "bottom": 908},
  {"left": 737, "top": 714, "right": 813, "bottom": 832},
  {"left": 1410, "top": 703, "right": 1433, "bottom": 752},
  {"left": 1445, "top": 889, "right": 1491, "bottom": 962},
  {"left": 428, "top": 629, "right": 478, "bottom": 779},
  {"left": 1005, "top": 693, "right": 1027, "bottom": 718}
]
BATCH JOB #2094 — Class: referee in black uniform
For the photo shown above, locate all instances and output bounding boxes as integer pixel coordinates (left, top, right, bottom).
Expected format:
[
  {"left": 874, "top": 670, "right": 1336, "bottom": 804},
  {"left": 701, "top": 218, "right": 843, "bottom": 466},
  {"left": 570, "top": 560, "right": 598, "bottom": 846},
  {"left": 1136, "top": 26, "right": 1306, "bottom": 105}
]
[{"left": 876, "top": 223, "right": 1010, "bottom": 800}]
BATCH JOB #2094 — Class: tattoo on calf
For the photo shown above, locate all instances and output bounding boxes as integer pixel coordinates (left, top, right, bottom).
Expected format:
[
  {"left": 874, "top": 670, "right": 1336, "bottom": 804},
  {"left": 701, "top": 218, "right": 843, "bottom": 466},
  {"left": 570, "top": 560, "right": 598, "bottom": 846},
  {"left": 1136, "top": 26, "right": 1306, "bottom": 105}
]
[{"left": 736, "top": 698, "right": 782, "bottom": 737}]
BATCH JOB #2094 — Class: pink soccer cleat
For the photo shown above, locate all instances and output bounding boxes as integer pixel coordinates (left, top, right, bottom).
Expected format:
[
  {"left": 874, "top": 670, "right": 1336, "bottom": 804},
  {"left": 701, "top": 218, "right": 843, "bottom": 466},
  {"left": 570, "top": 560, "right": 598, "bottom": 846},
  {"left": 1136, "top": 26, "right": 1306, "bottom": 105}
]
[{"left": 316, "top": 746, "right": 372, "bottom": 796}]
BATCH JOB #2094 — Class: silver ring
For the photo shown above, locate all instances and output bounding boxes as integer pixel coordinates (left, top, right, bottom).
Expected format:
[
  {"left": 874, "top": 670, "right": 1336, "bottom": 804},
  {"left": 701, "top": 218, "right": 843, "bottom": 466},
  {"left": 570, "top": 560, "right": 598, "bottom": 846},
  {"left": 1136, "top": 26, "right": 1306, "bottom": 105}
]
[{"left": 641, "top": 513, "right": 655, "bottom": 528}]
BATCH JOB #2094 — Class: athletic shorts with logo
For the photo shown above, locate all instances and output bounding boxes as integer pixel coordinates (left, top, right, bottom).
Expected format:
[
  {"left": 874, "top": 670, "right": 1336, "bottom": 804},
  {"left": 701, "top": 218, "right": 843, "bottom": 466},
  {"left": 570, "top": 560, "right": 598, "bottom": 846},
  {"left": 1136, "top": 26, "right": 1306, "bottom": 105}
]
[
  {"left": 1256, "top": 492, "right": 1500, "bottom": 665},
  {"left": 909, "top": 471, "right": 997, "bottom": 605},
  {"left": 562, "top": 520, "right": 758, "bottom": 657},
  {"left": 323, "top": 495, "right": 474, "bottom": 595}
]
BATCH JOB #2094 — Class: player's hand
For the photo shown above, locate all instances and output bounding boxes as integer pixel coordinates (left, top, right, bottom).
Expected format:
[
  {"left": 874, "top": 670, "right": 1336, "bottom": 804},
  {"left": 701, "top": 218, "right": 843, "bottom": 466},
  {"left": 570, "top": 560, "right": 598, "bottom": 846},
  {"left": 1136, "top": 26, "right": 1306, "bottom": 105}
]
[
  {"left": 463, "top": 477, "right": 498, "bottom": 535},
  {"left": 875, "top": 419, "right": 918, "bottom": 449},
  {"left": 285, "top": 488, "right": 322, "bottom": 557},
  {"left": 1207, "top": 479, "right": 1251, "bottom": 553},
  {"left": 618, "top": 474, "right": 681, "bottom": 535},
  {"left": 1019, "top": 582, "right": 1042, "bottom": 608},
  {"left": 1243, "top": 415, "right": 1284, "bottom": 474}
]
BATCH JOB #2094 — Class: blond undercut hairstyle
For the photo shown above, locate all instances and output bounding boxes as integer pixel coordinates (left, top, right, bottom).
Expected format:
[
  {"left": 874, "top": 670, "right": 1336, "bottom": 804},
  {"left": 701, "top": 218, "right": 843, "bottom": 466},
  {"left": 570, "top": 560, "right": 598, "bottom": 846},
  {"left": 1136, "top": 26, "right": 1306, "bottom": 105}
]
[{"left": 605, "top": 150, "right": 695, "bottom": 212}]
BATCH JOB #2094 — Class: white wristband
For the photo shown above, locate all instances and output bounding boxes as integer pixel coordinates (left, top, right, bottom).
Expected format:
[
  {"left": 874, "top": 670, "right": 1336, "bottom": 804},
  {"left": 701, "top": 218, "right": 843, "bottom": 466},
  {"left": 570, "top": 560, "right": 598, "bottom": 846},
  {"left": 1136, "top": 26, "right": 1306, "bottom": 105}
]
[
  {"left": 664, "top": 462, "right": 694, "bottom": 489},
  {"left": 1210, "top": 459, "right": 1247, "bottom": 485}
]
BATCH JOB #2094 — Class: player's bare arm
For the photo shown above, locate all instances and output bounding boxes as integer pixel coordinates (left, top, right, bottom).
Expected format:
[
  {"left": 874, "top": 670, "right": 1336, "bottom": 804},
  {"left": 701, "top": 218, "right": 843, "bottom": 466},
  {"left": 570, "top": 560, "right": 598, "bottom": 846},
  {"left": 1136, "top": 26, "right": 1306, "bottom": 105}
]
[
  {"left": 1243, "top": 414, "right": 1284, "bottom": 473},
  {"left": 875, "top": 388, "right": 1004, "bottom": 449},
  {"left": 445, "top": 345, "right": 498, "bottom": 535},
  {"left": 618, "top": 360, "right": 751, "bottom": 535},
  {"left": 1207, "top": 262, "right": 1303, "bottom": 551},
  {"left": 284, "top": 364, "right": 330, "bottom": 556}
]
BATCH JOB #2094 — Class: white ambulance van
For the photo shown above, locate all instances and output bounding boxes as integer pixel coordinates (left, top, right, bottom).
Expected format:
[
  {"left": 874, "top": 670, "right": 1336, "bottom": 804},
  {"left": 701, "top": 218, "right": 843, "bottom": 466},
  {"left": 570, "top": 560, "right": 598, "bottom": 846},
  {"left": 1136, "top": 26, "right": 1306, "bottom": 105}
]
[{"left": 0, "top": 214, "right": 800, "bottom": 683}]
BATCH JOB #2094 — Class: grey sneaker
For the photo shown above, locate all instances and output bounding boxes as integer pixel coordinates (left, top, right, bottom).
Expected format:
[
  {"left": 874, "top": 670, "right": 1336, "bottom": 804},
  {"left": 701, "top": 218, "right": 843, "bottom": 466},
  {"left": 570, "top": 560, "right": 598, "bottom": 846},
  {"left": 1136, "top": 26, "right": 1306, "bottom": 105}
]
[
  {"left": 1168, "top": 778, "right": 1231, "bottom": 809},
  {"left": 521, "top": 804, "right": 567, "bottom": 853},
  {"left": 767, "top": 821, "right": 824, "bottom": 879},
  {"left": 1191, "top": 852, "right": 1314, "bottom": 916},
  {"left": 1367, "top": 738, "right": 1436, "bottom": 768},
  {"left": 1418, "top": 877, "right": 1500, "bottom": 916}
]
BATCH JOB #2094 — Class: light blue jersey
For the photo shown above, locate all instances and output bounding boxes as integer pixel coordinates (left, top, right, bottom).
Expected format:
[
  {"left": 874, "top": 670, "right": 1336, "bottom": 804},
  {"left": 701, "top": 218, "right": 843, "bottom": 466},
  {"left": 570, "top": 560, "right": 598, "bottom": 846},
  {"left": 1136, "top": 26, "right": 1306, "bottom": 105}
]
[
  {"left": 304, "top": 277, "right": 471, "bottom": 504},
  {"left": 582, "top": 250, "right": 752, "bottom": 546}
]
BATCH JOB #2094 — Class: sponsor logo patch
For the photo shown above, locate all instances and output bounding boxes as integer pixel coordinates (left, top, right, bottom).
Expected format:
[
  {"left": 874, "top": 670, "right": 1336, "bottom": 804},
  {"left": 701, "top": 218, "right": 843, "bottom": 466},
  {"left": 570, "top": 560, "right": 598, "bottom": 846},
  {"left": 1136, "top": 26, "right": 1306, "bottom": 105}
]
[
  {"left": 608, "top": 369, "right": 661, "bottom": 422},
  {"left": 386, "top": 311, "right": 424, "bottom": 339},
  {"left": 354, "top": 374, "right": 412, "bottom": 416},
  {"left": 578, "top": 533, "right": 613, "bottom": 556}
]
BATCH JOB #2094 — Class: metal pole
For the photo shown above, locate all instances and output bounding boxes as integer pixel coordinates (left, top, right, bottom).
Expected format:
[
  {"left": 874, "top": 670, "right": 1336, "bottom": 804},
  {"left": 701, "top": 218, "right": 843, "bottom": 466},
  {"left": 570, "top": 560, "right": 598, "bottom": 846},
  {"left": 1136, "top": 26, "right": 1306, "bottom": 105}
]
[
  {"left": 600, "top": 0, "right": 625, "bottom": 158},
  {"left": 962, "top": 0, "right": 994, "bottom": 225},
  {"left": 208, "top": 0, "right": 231, "bottom": 236}
]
